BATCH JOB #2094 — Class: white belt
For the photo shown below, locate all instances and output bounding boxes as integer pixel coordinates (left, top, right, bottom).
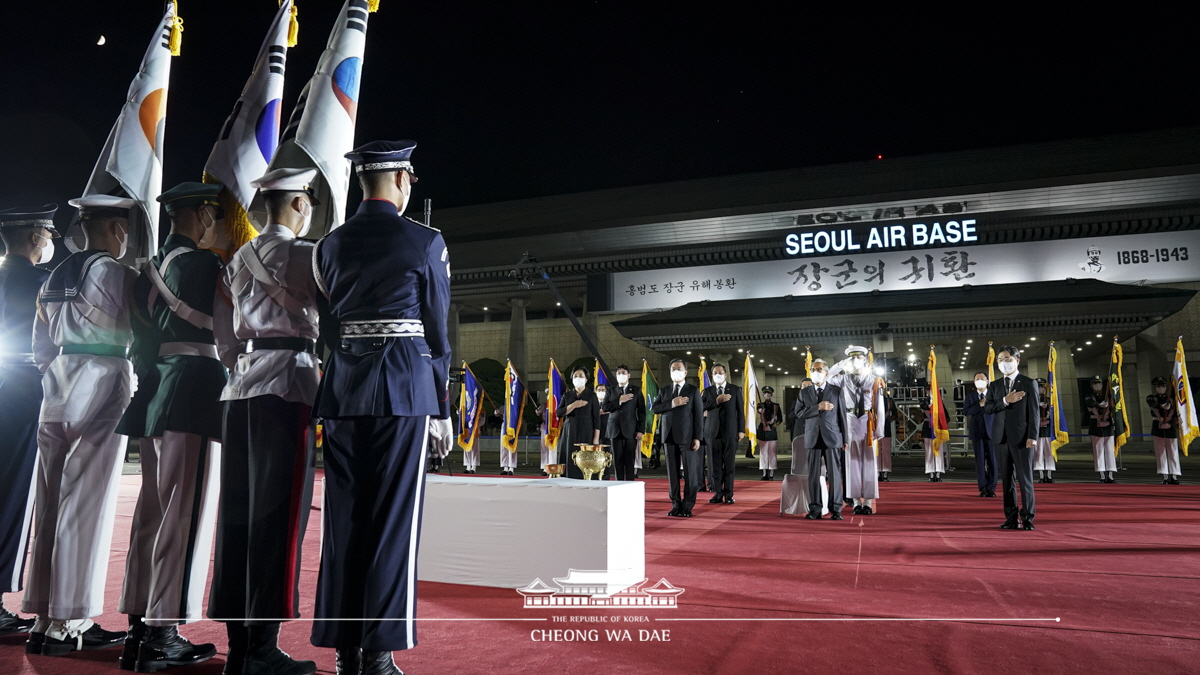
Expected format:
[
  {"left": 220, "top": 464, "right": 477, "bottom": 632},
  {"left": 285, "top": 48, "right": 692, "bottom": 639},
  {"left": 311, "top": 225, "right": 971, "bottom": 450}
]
[
  {"left": 158, "top": 342, "right": 219, "bottom": 359},
  {"left": 340, "top": 319, "right": 424, "bottom": 339}
]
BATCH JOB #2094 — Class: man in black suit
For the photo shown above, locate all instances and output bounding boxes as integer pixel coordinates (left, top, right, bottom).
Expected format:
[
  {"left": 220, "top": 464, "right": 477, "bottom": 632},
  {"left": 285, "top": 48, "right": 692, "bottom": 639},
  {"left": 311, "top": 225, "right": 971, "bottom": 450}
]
[
  {"left": 982, "top": 346, "right": 1040, "bottom": 531},
  {"left": 603, "top": 364, "right": 645, "bottom": 481},
  {"left": 651, "top": 359, "right": 704, "bottom": 517},
  {"left": 963, "top": 371, "right": 997, "bottom": 498},
  {"left": 795, "top": 359, "right": 847, "bottom": 520},
  {"left": 702, "top": 363, "right": 745, "bottom": 505}
]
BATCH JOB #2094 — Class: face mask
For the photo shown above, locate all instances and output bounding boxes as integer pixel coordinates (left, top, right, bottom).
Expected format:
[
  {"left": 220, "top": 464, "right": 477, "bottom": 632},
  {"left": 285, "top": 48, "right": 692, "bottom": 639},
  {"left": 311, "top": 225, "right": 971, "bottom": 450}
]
[
  {"left": 810, "top": 371, "right": 826, "bottom": 385},
  {"left": 998, "top": 360, "right": 1018, "bottom": 375},
  {"left": 713, "top": 374, "right": 726, "bottom": 385},
  {"left": 35, "top": 232, "right": 54, "bottom": 264},
  {"left": 763, "top": 394, "right": 772, "bottom": 400},
  {"left": 596, "top": 391, "right": 606, "bottom": 401},
  {"left": 297, "top": 200, "right": 314, "bottom": 237},
  {"left": 670, "top": 369, "right": 686, "bottom": 383},
  {"left": 615, "top": 373, "right": 629, "bottom": 385},
  {"left": 1156, "top": 386, "right": 1167, "bottom": 395},
  {"left": 975, "top": 379, "right": 988, "bottom": 390},
  {"left": 850, "top": 356, "right": 867, "bottom": 372},
  {"left": 573, "top": 377, "right": 587, "bottom": 389}
]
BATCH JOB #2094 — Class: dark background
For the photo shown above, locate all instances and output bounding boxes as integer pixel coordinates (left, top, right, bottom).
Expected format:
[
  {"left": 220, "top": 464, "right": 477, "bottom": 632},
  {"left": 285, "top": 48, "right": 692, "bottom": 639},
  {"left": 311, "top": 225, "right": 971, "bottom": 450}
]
[{"left": 2, "top": 1, "right": 1199, "bottom": 223}]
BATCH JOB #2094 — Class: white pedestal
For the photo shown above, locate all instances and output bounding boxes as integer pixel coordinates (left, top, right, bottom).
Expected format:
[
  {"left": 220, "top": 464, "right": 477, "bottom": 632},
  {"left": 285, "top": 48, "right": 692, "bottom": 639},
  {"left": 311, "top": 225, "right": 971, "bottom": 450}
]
[{"left": 417, "top": 476, "right": 645, "bottom": 589}]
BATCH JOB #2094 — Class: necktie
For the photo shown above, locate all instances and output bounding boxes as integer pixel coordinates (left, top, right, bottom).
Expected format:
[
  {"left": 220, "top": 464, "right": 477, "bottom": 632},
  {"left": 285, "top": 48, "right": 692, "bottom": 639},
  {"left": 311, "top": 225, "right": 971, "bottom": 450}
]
[
  {"left": 1006, "top": 377, "right": 1014, "bottom": 394},
  {"left": 719, "top": 386, "right": 724, "bottom": 397},
  {"left": 674, "top": 384, "right": 681, "bottom": 398}
]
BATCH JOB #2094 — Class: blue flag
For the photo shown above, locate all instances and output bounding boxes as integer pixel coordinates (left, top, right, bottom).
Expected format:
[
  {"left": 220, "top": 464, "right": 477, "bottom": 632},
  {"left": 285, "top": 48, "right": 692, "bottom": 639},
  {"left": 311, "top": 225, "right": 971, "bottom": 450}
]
[
  {"left": 503, "top": 360, "right": 526, "bottom": 452},
  {"left": 457, "top": 361, "right": 484, "bottom": 451}
]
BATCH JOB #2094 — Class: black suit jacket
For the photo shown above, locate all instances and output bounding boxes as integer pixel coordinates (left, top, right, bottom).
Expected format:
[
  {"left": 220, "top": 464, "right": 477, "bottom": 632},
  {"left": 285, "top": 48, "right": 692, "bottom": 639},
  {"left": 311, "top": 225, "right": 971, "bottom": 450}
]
[
  {"left": 603, "top": 383, "right": 645, "bottom": 439},
  {"left": 962, "top": 389, "right": 995, "bottom": 441},
  {"left": 702, "top": 383, "right": 744, "bottom": 440},
  {"left": 796, "top": 383, "right": 846, "bottom": 448},
  {"left": 982, "top": 373, "right": 1040, "bottom": 445},
  {"left": 652, "top": 381, "right": 704, "bottom": 445}
]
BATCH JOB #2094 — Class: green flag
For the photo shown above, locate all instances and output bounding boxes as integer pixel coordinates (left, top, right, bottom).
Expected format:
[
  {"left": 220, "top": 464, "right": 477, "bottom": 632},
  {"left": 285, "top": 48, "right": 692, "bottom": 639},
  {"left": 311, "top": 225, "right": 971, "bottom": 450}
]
[{"left": 640, "top": 359, "right": 659, "bottom": 457}]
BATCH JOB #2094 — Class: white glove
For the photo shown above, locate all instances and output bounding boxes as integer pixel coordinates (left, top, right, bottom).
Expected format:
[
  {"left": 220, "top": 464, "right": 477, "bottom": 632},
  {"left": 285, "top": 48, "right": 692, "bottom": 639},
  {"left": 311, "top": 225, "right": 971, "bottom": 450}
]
[
  {"left": 430, "top": 418, "right": 454, "bottom": 458},
  {"left": 131, "top": 373, "right": 139, "bottom": 395}
]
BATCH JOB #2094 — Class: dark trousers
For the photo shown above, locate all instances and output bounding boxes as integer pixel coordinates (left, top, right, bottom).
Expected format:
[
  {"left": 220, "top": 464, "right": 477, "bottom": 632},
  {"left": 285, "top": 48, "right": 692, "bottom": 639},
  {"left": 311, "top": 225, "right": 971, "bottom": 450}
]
[
  {"left": 665, "top": 442, "right": 702, "bottom": 513},
  {"left": 806, "top": 436, "right": 843, "bottom": 515},
  {"left": 704, "top": 440, "right": 718, "bottom": 490},
  {"left": 0, "top": 365, "right": 41, "bottom": 592},
  {"left": 996, "top": 439, "right": 1035, "bottom": 522},
  {"left": 210, "top": 396, "right": 315, "bottom": 622},
  {"left": 312, "top": 415, "right": 429, "bottom": 652},
  {"left": 711, "top": 437, "right": 738, "bottom": 499},
  {"left": 611, "top": 437, "right": 637, "bottom": 481},
  {"left": 973, "top": 437, "right": 997, "bottom": 493}
]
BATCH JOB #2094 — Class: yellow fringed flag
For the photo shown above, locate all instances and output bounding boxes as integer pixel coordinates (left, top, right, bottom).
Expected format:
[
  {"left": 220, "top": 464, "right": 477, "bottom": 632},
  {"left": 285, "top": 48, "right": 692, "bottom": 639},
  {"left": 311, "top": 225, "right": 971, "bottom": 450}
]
[
  {"left": 168, "top": 3, "right": 184, "bottom": 56},
  {"left": 928, "top": 347, "right": 950, "bottom": 456},
  {"left": 1174, "top": 337, "right": 1198, "bottom": 456},
  {"left": 640, "top": 360, "right": 659, "bottom": 457},
  {"left": 744, "top": 354, "right": 760, "bottom": 456},
  {"left": 1047, "top": 342, "right": 1070, "bottom": 460},
  {"left": 1110, "top": 337, "right": 1131, "bottom": 454},
  {"left": 986, "top": 341, "right": 995, "bottom": 381},
  {"left": 287, "top": 1, "right": 300, "bottom": 47},
  {"left": 804, "top": 346, "right": 813, "bottom": 378}
]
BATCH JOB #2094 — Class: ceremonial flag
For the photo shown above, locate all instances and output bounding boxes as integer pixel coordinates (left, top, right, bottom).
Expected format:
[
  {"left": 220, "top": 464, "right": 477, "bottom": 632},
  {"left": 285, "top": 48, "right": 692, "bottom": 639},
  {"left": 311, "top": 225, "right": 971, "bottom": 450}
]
[
  {"left": 203, "top": 0, "right": 297, "bottom": 258},
  {"left": 868, "top": 375, "right": 888, "bottom": 456},
  {"left": 1174, "top": 337, "right": 1198, "bottom": 456},
  {"left": 986, "top": 342, "right": 996, "bottom": 381},
  {"left": 456, "top": 361, "right": 484, "bottom": 452},
  {"left": 593, "top": 358, "right": 610, "bottom": 388},
  {"left": 270, "top": 0, "right": 380, "bottom": 238},
  {"left": 804, "top": 347, "right": 813, "bottom": 378},
  {"left": 1047, "top": 342, "right": 1070, "bottom": 459},
  {"left": 640, "top": 360, "right": 659, "bottom": 457},
  {"left": 1110, "top": 338, "right": 1131, "bottom": 453},
  {"left": 502, "top": 360, "right": 526, "bottom": 453},
  {"left": 928, "top": 347, "right": 950, "bottom": 456},
  {"left": 545, "top": 359, "right": 565, "bottom": 448},
  {"left": 698, "top": 356, "right": 711, "bottom": 389},
  {"left": 75, "top": 1, "right": 181, "bottom": 264},
  {"left": 744, "top": 354, "right": 760, "bottom": 455}
]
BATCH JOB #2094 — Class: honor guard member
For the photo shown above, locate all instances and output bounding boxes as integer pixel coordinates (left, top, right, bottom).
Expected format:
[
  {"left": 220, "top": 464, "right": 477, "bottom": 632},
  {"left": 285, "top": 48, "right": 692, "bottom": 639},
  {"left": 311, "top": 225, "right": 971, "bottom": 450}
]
[
  {"left": 208, "top": 169, "right": 322, "bottom": 675},
  {"left": 701, "top": 363, "right": 744, "bottom": 503},
  {"left": 1034, "top": 378, "right": 1057, "bottom": 483},
  {"left": 1147, "top": 376, "right": 1182, "bottom": 484},
  {"left": 826, "top": 347, "right": 879, "bottom": 514},
  {"left": 1083, "top": 375, "right": 1118, "bottom": 483},
  {"left": 756, "top": 387, "right": 781, "bottom": 480},
  {"left": 920, "top": 397, "right": 947, "bottom": 482},
  {"left": 311, "top": 141, "right": 454, "bottom": 675},
  {"left": 118, "top": 182, "right": 226, "bottom": 672},
  {"left": 23, "top": 197, "right": 136, "bottom": 656},
  {"left": 0, "top": 204, "right": 57, "bottom": 635}
]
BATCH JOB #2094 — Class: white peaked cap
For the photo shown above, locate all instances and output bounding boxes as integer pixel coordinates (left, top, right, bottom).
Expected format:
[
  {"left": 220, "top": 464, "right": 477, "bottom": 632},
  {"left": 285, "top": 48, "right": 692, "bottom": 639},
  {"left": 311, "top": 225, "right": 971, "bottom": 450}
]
[
  {"left": 68, "top": 195, "right": 136, "bottom": 209},
  {"left": 250, "top": 167, "right": 319, "bottom": 192}
]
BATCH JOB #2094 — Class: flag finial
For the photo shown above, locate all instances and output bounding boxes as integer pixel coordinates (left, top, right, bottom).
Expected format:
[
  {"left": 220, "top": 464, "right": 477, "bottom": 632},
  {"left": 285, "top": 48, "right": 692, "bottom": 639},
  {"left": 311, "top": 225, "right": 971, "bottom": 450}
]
[{"left": 169, "top": 3, "right": 184, "bottom": 56}]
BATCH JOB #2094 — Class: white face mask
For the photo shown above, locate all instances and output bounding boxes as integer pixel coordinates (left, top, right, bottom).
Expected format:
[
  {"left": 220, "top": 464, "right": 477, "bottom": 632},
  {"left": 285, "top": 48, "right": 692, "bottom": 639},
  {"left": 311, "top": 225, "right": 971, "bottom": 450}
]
[
  {"left": 573, "top": 377, "right": 587, "bottom": 389},
  {"left": 975, "top": 379, "right": 988, "bottom": 390},
  {"left": 596, "top": 391, "right": 607, "bottom": 401},
  {"left": 615, "top": 373, "right": 629, "bottom": 385},
  {"left": 670, "top": 368, "right": 686, "bottom": 383},
  {"left": 35, "top": 232, "right": 54, "bottom": 264},
  {"left": 998, "top": 360, "right": 1018, "bottom": 375},
  {"left": 810, "top": 371, "right": 827, "bottom": 385},
  {"left": 297, "top": 199, "right": 314, "bottom": 237},
  {"left": 713, "top": 373, "right": 726, "bottom": 385}
]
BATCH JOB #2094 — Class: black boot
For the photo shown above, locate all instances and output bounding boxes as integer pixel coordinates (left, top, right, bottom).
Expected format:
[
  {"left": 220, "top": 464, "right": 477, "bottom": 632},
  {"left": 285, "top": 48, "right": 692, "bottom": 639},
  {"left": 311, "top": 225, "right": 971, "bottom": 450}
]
[
  {"left": 0, "top": 601, "right": 35, "bottom": 636},
  {"left": 135, "top": 625, "right": 217, "bottom": 672},
  {"left": 223, "top": 623, "right": 249, "bottom": 675},
  {"left": 40, "top": 620, "right": 126, "bottom": 656},
  {"left": 335, "top": 647, "right": 363, "bottom": 675},
  {"left": 119, "top": 615, "right": 147, "bottom": 671},
  {"left": 361, "top": 651, "right": 403, "bottom": 675},
  {"left": 243, "top": 623, "right": 316, "bottom": 675}
]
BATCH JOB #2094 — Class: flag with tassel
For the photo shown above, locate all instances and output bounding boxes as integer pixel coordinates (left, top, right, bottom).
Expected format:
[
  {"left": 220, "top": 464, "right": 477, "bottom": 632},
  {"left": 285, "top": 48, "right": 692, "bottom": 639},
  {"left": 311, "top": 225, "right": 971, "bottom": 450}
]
[{"left": 1174, "top": 337, "right": 1198, "bottom": 456}]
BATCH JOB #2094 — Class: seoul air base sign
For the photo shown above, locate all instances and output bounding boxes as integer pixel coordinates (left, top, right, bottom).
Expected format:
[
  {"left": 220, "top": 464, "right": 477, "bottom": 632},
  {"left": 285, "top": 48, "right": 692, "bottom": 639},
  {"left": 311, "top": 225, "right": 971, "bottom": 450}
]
[{"left": 609, "top": 227, "right": 1200, "bottom": 312}]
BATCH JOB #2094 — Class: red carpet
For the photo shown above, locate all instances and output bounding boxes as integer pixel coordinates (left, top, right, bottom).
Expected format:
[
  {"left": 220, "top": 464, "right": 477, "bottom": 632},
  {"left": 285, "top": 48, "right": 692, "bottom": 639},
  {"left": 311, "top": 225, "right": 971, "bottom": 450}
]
[{"left": 3, "top": 473, "right": 1198, "bottom": 674}]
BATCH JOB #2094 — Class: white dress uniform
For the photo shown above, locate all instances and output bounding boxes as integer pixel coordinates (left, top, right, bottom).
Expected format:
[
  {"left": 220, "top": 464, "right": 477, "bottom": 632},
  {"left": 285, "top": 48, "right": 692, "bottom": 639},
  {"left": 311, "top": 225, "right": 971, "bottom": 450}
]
[
  {"left": 24, "top": 251, "right": 136, "bottom": 621},
  {"left": 1147, "top": 390, "right": 1182, "bottom": 479},
  {"left": 463, "top": 435, "right": 480, "bottom": 471},
  {"left": 827, "top": 362, "right": 878, "bottom": 502}
]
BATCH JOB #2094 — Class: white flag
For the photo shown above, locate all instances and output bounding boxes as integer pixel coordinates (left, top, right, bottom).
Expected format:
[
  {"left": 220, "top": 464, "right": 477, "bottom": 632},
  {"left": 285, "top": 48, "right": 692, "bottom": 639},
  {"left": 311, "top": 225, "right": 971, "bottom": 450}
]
[
  {"left": 270, "top": 0, "right": 378, "bottom": 238},
  {"left": 1175, "top": 338, "right": 1198, "bottom": 456},
  {"left": 744, "top": 355, "right": 760, "bottom": 453},
  {"left": 203, "top": 0, "right": 295, "bottom": 256},
  {"left": 76, "top": 1, "right": 179, "bottom": 264}
]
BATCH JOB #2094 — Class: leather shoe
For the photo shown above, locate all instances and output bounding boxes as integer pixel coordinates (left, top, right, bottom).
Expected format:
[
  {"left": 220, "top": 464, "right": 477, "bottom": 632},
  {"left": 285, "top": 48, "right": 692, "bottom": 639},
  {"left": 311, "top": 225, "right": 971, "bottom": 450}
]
[
  {"left": 362, "top": 651, "right": 403, "bottom": 675},
  {"left": 26, "top": 632, "right": 44, "bottom": 654},
  {"left": 41, "top": 621, "right": 127, "bottom": 656},
  {"left": 830, "top": 513, "right": 844, "bottom": 520},
  {"left": 0, "top": 605, "right": 35, "bottom": 635},
  {"left": 243, "top": 623, "right": 316, "bottom": 675},
  {"left": 1000, "top": 520, "right": 1019, "bottom": 529},
  {"left": 1169, "top": 477, "right": 1181, "bottom": 485},
  {"left": 861, "top": 505, "right": 873, "bottom": 515},
  {"left": 119, "top": 615, "right": 147, "bottom": 670},
  {"left": 724, "top": 497, "right": 736, "bottom": 505},
  {"left": 805, "top": 512, "right": 821, "bottom": 519},
  {"left": 986, "top": 491, "right": 996, "bottom": 498},
  {"left": 134, "top": 625, "right": 217, "bottom": 672},
  {"left": 1022, "top": 520, "right": 1035, "bottom": 531},
  {"left": 1047, "top": 478, "right": 1054, "bottom": 484},
  {"left": 681, "top": 511, "right": 694, "bottom": 518},
  {"left": 708, "top": 497, "right": 723, "bottom": 504},
  {"left": 852, "top": 505, "right": 863, "bottom": 515},
  {"left": 667, "top": 509, "right": 680, "bottom": 517},
  {"left": 335, "top": 647, "right": 362, "bottom": 675}
]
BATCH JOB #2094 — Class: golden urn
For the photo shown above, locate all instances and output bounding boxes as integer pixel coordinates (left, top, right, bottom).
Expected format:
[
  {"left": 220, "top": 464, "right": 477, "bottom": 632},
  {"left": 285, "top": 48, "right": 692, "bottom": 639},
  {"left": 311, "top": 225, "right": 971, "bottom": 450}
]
[
  {"left": 571, "top": 443, "right": 612, "bottom": 480},
  {"left": 544, "top": 463, "right": 565, "bottom": 478}
]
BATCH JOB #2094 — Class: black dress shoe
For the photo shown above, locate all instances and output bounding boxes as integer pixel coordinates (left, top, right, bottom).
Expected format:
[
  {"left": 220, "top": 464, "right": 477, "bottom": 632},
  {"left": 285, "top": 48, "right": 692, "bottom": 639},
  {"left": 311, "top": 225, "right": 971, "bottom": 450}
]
[
  {"left": 119, "top": 615, "right": 147, "bottom": 670},
  {"left": 41, "top": 622, "right": 127, "bottom": 656},
  {"left": 708, "top": 496, "right": 723, "bottom": 504},
  {"left": 243, "top": 623, "right": 316, "bottom": 675},
  {"left": 26, "top": 632, "right": 44, "bottom": 654},
  {"left": 667, "top": 509, "right": 680, "bottom": 517},
  {"left": 862, "top": 505, "right": 873, "bottom": 515},
  {"left": 1022, "top": 520, "right": 1035, "bottom": 531},
  {"left": 223, "top": 623, "right": 248, "bottom": 675},
  {"left": 1047, "top": 478, "right": 1054, "bottom": 484},
  {"left": 724, "top": 497, "right": 736, "bottom": 505},
  {"left": 1000, "top": 520, "right": 1019, "bottom": 529},
  {"left": 681, "top": 511, "right": 694, "bottom": 518},
  {"left": 928, "top": 476, "right": 936, "bottom": 482},
  {"left": 336, "top": 647, "right": 362, "bottom": 675},
  {"left": 135, "top": 625, "right": 217, "bottom": 672},
  {"left": 1169, "top": 477, "right": 1182, "bottom": 485},
  {"left": 852, "top": 505, "right": 863, "bottom": 515},
  {"left": 805, "top": 512, "right": 821, "bottom": 519},
  {"left": 986, "top": 491, "right": 997, "bottom": 498},
  {"left": 830, "top": 513, "right": 844, "bottom": 520},
  {"left": 362, "top": 651, "right": 403, "bottom": 675},
  {"left": 880, "top": 475, "right": 890, "bottom": 482},
  {"left": 0, "top": 606, "right": 35, "bottom": 635}
]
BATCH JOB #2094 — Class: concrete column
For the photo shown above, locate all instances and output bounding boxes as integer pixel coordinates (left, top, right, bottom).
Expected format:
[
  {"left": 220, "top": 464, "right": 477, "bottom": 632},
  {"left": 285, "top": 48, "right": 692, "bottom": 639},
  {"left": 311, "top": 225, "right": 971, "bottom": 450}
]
[
  {"left": 448, "top": 303, "right": 461, "bottom": 366},
  {"left": 509, "top": 298, "right": 529, "bottom": 378}
]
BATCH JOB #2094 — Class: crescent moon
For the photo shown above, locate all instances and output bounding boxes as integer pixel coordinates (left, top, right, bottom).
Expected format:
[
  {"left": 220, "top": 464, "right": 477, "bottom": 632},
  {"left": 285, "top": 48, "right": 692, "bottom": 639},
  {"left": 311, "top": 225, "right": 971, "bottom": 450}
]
[{"left": 97, "top": 35, "right": 106, "bottom": 45}]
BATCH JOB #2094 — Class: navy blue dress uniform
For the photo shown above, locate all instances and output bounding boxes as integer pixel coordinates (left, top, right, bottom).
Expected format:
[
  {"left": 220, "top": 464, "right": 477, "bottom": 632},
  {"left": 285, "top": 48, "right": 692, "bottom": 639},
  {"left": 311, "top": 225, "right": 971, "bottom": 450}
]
[
  {"left": 602, "top": 369, "right": 645, "bottom": 481},
  {"left": 651, "top": 365, "right": 704, "bottom": 517},
  {"left": 118, "top": 183, "right": 225, "bottom": 672},
  {"left": 0, "top": 205, "right": 57, "bottom": 634},
  {"left": 310, "top": 141, "right": 452, "bottom": 665},
  {"left": 962, "top": 378, "right": 997, "bottom": 497},
  {"left": 701, "top": 375, "right": 744, "bottom": 503}
]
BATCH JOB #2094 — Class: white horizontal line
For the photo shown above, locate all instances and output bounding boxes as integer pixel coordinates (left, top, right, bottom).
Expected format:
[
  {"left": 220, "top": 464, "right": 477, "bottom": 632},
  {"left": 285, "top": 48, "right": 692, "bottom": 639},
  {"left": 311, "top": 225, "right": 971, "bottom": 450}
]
[
  {"left": 155, "top": 617, "right": 548, "bottom": 622},
  {"left": 655, "top": 617, "right": 1062, "bottom": 622}
]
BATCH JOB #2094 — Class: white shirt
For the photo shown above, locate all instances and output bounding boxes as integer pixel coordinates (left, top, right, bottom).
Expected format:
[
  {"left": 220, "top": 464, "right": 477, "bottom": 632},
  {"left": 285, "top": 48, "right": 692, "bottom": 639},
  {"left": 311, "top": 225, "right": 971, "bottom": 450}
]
[
  {"left": 34, "top": 254, "right": 137, "bottom": 423},
  {"left": 214, "top": 223, "right": 320, "bottom": 404}
]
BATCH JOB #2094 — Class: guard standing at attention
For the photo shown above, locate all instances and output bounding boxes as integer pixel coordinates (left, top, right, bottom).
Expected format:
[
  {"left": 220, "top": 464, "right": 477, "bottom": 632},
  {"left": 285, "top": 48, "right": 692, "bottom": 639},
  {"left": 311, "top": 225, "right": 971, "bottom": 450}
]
[
  {"left": 1084, "top": 375, "right": 1118, "bottom": 484},
  {"left": 1147, "top": 376, "right": 1182, "bottom": 484},
  {"left": 310, "top": 141, "right": 454, "bottom": 675},
  {"left": 0, "top": 205, "right": 57, "bottom": 636}
]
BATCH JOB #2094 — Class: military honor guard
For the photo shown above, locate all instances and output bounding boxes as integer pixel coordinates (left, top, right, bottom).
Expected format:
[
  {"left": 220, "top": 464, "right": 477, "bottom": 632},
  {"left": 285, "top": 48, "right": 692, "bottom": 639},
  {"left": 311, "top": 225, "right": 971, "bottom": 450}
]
[
  {"left": 1084, "top": 375, "right": 1118, "bottom": 483},
  {"left": 963, "top": 372, "right": 997, "bottom": 497},
  {"left": 983, "top": 346, "right": 1040, "bottom": 531},
  {"left": 310, "top": 141, "right": 454, "bottom": 675},
  {"left": 537, "top": 390, "right": 556, "bottom": 475},
  {"left": 118, "top": 182, "right": 227, "bottom": 672},
  {"left": 652, "top": 359, "right": 704, "bottom": 517},
  {"left": 0, "top": 205, "right": 57, "bottom": 636},
  {"left": 1034, "top": 378, "right": 1057, "bottom": 483},
  {"left": 701, "top": 363, "right": 744, "bottom": 504},
  {"left": 756, "top": 386, "right": 782, "bottom": 480},
  {"left": 208, "top": 169, "right": 323, "bottom": 675},
  {"left": 877, "top": 386, "right": 896, "bottom": 482},
  {"left": 795, "top": 359, "right": 846, "bottom": 520},
  {"left": 826, "top": 347, "right": 879, "bottom": 515},
  {"left": 921, "top": 397, "right": 946, "bottom": 482},
  {"left": 1147, "top": 376, "right": 1182, "bottom": 484},
  {"left": 23, "top": 197, "right": 137, "bottom": 656},
  {"left": 556, "top": 366, "right": 602, "bottom": 479},
  {"left": 603, "top": 365, "right": 645, "bottom": 482},
  {"left": 462, "top": 432, "right": 480, "bottom": 474}
]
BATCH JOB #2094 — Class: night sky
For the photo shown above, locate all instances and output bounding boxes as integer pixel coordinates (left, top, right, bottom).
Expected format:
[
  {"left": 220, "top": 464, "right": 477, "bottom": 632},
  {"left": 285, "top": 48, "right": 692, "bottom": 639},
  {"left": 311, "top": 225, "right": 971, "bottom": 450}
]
[{"left": 2, "top": 2, "right": 1200, "bottom": 217}]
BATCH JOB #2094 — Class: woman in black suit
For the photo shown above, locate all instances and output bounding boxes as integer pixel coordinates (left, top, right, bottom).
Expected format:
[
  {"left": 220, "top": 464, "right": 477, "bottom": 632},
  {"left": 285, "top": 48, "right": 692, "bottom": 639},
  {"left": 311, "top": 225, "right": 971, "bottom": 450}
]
[{"left": 556, "top": 366, "right": 602, "bottom": 479}]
